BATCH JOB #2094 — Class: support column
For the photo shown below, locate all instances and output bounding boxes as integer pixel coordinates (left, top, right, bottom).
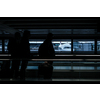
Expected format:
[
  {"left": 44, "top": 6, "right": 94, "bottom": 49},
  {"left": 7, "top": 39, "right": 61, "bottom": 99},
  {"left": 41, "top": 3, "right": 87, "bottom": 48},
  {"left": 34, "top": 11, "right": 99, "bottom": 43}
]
[
  {"left": 1, "top": 31, "right": 4, "bottom": 53},
  {"left": 71, "top": 29, "right": 73, "bottom": 54},
  {"left": 95, "top": 38, "right": 97, "bottom": 54},
  {"left": 2, "top": 39, "right": 4, "bottom": 53}
]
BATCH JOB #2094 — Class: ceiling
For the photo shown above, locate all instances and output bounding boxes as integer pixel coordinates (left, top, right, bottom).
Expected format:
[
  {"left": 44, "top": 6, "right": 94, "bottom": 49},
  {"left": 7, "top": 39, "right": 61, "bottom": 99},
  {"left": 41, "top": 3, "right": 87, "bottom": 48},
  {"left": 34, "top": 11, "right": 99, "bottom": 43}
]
[{"left": 0, "top": 17, "right": 100, "bottom": 34}]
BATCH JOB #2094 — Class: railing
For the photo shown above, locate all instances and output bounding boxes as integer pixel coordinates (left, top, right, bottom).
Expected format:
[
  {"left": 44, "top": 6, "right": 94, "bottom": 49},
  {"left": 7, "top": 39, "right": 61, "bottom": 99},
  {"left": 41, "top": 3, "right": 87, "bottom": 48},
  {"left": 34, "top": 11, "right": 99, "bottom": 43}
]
[{"left": 0, "top": 54, "right": 100, "bottom": 61}]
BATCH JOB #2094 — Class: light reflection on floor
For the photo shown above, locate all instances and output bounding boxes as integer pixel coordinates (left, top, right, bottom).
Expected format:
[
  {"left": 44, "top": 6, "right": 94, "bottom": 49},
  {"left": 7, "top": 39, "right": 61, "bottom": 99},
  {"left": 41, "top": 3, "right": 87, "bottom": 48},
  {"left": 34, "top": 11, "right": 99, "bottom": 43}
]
[{"left": 0, "top": 78, "right": 100, "bottom": 81}]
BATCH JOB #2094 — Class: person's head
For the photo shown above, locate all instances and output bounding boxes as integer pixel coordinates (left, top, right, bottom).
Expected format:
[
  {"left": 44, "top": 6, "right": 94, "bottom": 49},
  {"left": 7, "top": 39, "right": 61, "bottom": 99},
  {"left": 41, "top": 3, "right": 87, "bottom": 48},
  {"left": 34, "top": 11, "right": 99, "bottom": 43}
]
[
  {"left": 46, "top": 33, "right": 53, "bottom": 41},
  {"left": 23, "top": 30, "right": 30, "bottom": 39},
  {"left": 15, "top": 32, "right": 21, "bottom": 40}
]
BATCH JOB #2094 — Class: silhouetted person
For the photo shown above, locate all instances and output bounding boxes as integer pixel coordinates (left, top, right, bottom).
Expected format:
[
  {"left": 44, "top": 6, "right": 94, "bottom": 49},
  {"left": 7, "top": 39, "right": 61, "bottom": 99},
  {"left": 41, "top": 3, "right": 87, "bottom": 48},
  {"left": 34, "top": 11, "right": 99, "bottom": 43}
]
[
  {"left": 20, "top": 30, "right": 30, "bottom": 79},
  {"left": 2, "top": 37, "right": 14, "bottom": 78},
  {"left": 38, "top": 33, "right": 55, "bottom": 79},
  {"left": 10, "top": 32, "right": 21, "bottom": 78},
  {"left": 39, "top": 33, "right": 55, "bottom": 64},
  {"left": 1, "top": 39, "right": 13, "bottom": 78}
]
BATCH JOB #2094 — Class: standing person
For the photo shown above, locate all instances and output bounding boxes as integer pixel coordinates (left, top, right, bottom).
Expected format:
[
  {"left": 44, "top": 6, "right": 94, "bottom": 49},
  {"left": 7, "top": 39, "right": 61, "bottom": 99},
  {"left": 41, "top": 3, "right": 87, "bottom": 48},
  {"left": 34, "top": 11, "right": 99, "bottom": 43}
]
[
  {"left": 20, "top": 30, "right": 30, "bottom": 79},
  {"left": 38, "top": 33, "right": 55, "bottom": 79},
  {"left": 10, "top": 32, "right": 21, "bottom": 79},
  {"left": 1, "top": 38, "right": 13, "bottom": 78}
]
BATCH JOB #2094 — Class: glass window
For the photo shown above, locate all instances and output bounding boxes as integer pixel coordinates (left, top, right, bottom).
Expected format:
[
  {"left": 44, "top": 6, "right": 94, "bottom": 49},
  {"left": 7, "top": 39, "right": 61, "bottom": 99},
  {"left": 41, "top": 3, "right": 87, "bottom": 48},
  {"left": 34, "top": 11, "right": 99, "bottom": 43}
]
[
  {"left": 73, "top": 29, "right": 96, "bottom": 34},
  {"left": 4, "top": 39, "right": 9, "bottom": 53},
  {"left": 29, "top": 39, "right": 71, "bottom": 53},
  {"left": 29, "top": 40, "right": 44, "bottom": 53},
  {"left": 0, "top": 40, "right": 2, "bottom": 53},
  {"left": 97, "top": 41, "right": 100, "bottom": 52},
  {"left": 51, "top": 29, "right": 71, "bottom": 34},
  {"left": 73, "top": 39, "right": 95, "bottom": 53},
  {"left": 53, "top": 66, "right": 71, "bottom": 70},
  {"left": 53, "top": 40, "right": 71, "bottom": 52},
  {"left": 18, "top": 61, "right": 97, "bottom": 70},
  {"left": 30, "top": 29, "right": 48, "bottom": 34},
  {"left": 30, "top": 29, "right": 71, "bottom": 34},
  {"left": 26, "top": 29, "right": 97, "bottom": 34},
  {"left": 73, "top": 66, "right": 94, "bottom": 70},
  {"left": 97, "top": 67, "right": 100, "bottom": 70},
  {"left": 26, "top": 66, "right": 38, "bottom": 70}
]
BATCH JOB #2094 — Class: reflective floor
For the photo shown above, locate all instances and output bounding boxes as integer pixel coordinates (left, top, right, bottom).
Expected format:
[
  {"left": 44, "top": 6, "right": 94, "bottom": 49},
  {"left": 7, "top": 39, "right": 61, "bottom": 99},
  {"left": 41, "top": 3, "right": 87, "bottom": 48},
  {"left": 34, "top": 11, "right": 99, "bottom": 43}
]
[{"left": 0, "top": 78, "right": 100, "bottom": 81}]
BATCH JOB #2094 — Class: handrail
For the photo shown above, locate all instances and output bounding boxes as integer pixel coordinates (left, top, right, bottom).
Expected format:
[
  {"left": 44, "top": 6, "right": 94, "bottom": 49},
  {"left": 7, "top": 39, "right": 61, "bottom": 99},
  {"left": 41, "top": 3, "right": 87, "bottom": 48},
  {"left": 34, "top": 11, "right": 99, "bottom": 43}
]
[
  {"left": 0, "top": 54, "right": 100, "bottom": 61},
  {"left": 0, "top": 58, "right": 100, "bottom": 61}
]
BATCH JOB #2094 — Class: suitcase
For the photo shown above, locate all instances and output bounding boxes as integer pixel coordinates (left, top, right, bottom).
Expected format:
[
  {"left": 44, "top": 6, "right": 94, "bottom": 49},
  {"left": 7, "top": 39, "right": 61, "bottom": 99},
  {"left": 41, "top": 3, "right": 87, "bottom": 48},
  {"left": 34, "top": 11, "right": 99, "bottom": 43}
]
[{"left": 38, "top": 62, "right": 53, "bottom": 79}]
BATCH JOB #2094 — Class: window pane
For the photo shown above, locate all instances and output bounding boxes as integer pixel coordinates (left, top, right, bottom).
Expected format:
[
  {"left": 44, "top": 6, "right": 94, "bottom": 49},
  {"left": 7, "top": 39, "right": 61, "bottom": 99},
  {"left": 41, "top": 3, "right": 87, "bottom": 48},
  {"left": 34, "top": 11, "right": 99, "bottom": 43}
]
[
  {"left": 97, "top": 67, "right": 100, "bottom": 70},
  {"left": 53, "top": 66, "right": 71, "bottom": 70},
  {"left": 27, "top": 66, "right": 38, "bottom": 70},
  {"left": 73, "top": 39, "right": 95, "bottom": 52},
  {"left": 0, "top": 40, "right": 2, "bottom": 53},
  {"left": 7, "top": 61, "right": 97, "bottom": 70},
  {"left": 4, "top": 40, "right": 9, "bottom": 53},
  {"left": 53, "top": 40, "right": 71, "bottom": 52},
  {"left": 29, "top": 39, "right": 71, "bottom": 53},
  {"left": 73, "top": 29, "right": 96, "bottom": 34},
  {"left": 97, "top": 41, "right": 100, "bottom": 51},
  {"left": 30, "top": 29, "right": 71, "bottom": 34},
  {"left": 29, "top": 40, "right": 43, "bottom": 53},
  {"left": 73, "top": 66, "right": 94, "bottom": 70},
  {"left": 51, "top": 29, "right": 71, "bottom": 34},
  {"left": 30, "top": 29, "right": 48, "bottom": 34}
]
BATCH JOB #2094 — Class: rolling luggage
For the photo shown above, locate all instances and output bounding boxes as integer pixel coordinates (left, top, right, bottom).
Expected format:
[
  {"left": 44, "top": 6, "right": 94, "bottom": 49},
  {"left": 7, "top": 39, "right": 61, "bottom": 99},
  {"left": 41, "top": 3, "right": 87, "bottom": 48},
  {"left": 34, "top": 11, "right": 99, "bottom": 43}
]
[{"left": 38, "top": 61, "right": 53, "bottom": 79}]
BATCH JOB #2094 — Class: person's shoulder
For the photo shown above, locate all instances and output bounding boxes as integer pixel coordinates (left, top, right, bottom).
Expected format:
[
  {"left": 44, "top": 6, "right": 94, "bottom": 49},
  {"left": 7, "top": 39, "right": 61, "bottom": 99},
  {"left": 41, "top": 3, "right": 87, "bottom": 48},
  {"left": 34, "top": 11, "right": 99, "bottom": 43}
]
[
  {"left": 39, "top": 43, "right": 42, "bottom": 48},
  {"left": 40, "top": 42, "right": 44, "bottom": 46}
]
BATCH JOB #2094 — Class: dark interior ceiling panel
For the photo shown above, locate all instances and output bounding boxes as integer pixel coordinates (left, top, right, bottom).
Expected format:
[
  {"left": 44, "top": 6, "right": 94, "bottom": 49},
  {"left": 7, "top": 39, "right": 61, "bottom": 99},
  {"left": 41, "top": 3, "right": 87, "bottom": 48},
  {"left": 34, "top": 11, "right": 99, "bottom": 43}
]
[{"left": 0, "top": 17, "right": 100, "bottom": 34}]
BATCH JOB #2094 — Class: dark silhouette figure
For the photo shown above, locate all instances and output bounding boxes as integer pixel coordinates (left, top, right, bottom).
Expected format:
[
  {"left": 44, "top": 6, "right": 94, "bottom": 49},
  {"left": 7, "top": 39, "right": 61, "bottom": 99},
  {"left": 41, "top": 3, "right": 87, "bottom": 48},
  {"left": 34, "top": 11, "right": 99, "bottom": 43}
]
[
  {"left": 20, "top": 30, "right": 30, "bottom": 79},
  {"left": 1, "top": 37, "right": 14, "bottom": 78},
  {"left": 39, "top": 33, "right": 55, "bottom": 64},
  {"left": 1, "top": 60, "right": 11, "bottom": 78},
  {"left": 38, "top": 33, "right": 55, "bottom": 79},
  {"left": 10, "top": 32, "right": 21, "bottom": 78}
]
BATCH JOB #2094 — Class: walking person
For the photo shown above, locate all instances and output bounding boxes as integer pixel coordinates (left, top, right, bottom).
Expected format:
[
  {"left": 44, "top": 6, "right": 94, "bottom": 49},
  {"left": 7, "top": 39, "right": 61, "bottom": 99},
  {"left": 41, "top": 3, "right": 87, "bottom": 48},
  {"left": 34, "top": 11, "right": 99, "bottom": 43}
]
[
  {"left": 38, "top": 33, "right": 55, "bottom": 79},
  {"left": 10, "top": 32, "right": 21, "bottom": 79},
  {"left": 20, "top": 30, "right": 30, "bottom": 80}
]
